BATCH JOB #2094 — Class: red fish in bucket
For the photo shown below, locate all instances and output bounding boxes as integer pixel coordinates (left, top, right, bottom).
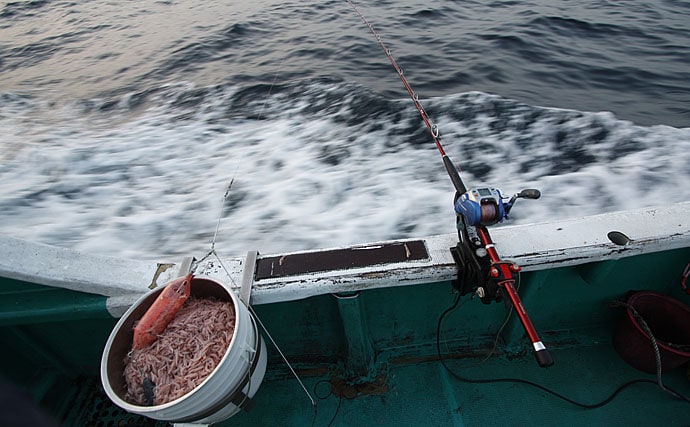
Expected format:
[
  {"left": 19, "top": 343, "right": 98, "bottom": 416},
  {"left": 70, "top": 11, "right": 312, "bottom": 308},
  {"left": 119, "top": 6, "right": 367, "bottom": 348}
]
[{"left": 132, "top": 274, "right": 193, "bottom": 350}]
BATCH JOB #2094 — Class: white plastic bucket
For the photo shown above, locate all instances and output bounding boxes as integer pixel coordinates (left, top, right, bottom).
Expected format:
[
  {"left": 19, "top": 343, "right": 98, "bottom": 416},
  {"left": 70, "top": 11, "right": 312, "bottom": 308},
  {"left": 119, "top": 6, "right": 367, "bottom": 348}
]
[{"left": 101, "top": 277, "right": 267, "bottom": 424}]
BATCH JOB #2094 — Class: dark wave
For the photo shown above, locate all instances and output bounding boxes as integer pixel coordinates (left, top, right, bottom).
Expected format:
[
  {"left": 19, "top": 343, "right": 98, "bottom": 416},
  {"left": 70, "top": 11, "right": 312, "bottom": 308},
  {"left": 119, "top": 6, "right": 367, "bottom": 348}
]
[
  {"left": 0, "top": 0, "right": 51, "bottom": 19},
  {"left": 1, "top": 0, "right": 688, "bottom": 127},
  {"left": 528, "top": 16, "right": 649, "bottom": 40},
  {"left": 151, "top": 21, "right": 272, "bottom": 81}
]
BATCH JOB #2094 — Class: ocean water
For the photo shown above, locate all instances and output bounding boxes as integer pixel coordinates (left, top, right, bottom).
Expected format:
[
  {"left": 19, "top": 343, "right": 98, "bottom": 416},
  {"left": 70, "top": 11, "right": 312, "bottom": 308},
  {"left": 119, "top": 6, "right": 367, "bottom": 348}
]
[{"left": 1, "top": 0, "right": 689, "bottom": 260}]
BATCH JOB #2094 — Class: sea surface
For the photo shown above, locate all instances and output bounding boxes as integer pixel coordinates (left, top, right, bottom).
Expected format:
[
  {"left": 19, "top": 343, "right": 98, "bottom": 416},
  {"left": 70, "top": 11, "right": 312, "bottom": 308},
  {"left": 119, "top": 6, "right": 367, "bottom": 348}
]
[{"left": 1, "top": 0, "right": 689, "bottom": 260}]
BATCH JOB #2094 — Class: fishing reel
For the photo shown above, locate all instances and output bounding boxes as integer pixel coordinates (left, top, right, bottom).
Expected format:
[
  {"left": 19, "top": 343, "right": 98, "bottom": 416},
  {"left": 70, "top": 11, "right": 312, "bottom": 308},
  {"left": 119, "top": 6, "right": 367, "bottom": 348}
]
[
  {"left": 454, "top": 187, "right": 541, "bottom": 227},
  {"left": 451, "top": 187, "right": 541, "bottom": 302}
]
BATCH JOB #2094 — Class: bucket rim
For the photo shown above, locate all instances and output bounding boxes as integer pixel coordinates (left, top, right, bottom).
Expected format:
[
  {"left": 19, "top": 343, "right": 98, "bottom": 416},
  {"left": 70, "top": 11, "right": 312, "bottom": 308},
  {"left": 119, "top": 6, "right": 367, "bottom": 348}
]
[{"left": 624, "top": 290, "right": 690, "bottom": 357}]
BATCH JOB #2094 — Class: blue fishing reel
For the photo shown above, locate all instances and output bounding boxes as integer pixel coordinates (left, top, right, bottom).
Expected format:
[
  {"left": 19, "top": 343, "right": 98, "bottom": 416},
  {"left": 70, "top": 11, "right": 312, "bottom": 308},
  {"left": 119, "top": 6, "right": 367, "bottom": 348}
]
[{"left": 454, "top": 187, "right": 541, "bottom": 226}]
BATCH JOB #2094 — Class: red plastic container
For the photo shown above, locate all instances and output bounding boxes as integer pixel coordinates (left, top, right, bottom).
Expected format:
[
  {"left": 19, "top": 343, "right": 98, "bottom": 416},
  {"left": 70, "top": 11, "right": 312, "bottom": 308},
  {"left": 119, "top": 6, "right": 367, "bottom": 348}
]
[{"left": 613, "top": 291, "right": 690, "bottom": 374}]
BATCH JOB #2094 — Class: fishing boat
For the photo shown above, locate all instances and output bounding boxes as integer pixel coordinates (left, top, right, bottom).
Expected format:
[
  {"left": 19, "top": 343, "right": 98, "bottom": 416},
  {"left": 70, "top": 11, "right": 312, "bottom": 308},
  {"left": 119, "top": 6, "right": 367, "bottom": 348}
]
[
  {"left": 3, "top": 2, "right": 690, "bottom": 425},
  {"left": 2, "top": 200, "right": 690, "bottom": 426}
]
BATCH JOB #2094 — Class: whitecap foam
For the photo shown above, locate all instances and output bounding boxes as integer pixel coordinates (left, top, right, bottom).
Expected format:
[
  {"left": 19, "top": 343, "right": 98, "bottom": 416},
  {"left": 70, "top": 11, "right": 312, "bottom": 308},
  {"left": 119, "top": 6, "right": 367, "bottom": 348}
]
[{"left": 1, "top": 84, "right": 688, "bottom": 259}]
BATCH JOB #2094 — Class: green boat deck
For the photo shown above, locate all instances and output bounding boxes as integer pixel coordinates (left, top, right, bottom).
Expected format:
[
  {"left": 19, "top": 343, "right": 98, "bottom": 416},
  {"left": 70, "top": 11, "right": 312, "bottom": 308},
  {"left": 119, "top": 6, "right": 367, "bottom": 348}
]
[
  {"left": 236, "top": 344, "right": 690, "bottom": 426},
  {"left": 40, "top": 342, "right": 690, "bottom": 426},
  {"left": 2, "top": 248, "right": 690, "bottom": 426}
]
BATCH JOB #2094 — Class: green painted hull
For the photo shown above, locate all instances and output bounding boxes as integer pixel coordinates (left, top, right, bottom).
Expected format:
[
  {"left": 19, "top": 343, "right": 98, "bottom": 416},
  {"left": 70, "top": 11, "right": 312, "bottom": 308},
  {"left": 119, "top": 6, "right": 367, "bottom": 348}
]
[{"left": 2, "top": 246, "right": 690, "bottom": 425}]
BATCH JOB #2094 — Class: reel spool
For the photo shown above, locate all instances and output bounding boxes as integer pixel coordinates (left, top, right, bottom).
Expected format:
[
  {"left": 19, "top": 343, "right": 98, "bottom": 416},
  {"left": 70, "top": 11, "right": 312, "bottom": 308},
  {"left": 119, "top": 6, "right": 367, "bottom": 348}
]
[
  {"left": 454, "top": 187, "right": 541, "bottom": 227},
  {"left": 454, "top": 187, "right": 505, "bottom": 226}
]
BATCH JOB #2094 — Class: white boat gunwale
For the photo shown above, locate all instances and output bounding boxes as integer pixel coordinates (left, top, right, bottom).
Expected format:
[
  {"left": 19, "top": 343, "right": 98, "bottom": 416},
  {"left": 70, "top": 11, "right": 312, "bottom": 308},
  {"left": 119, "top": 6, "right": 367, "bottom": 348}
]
[{"left": 1, "top": 202, "right": 688, "bottom": 317}]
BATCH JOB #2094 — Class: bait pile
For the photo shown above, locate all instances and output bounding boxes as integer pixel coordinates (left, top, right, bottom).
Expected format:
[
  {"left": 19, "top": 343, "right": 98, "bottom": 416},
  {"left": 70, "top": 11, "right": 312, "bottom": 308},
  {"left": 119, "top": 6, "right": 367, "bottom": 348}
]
[{"left": 124, "top": 297, "right": 236, "bottom": 405}]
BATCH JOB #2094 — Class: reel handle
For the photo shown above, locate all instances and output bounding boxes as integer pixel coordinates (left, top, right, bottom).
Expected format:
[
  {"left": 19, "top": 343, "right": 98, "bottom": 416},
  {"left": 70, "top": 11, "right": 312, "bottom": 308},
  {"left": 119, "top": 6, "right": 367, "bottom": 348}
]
[
  {"left": 518, "top": 188, "right": 541, "bottom": 199},
  {"left": 505, "top": 188, "right": 541, "bottom": 216}
]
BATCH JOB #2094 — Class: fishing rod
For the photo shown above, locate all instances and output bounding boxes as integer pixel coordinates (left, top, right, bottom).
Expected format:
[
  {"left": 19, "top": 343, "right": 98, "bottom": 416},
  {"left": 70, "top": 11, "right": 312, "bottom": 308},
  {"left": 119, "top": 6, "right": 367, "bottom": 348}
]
[{"left": 347, "top": 0, "right": 553, "bottom": 368}]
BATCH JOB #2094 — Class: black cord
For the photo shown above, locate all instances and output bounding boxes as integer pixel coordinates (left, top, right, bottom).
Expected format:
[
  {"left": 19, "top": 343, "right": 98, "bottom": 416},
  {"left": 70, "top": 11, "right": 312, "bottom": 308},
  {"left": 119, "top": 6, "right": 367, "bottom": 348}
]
[
  {"left": 327, "top": 396, "right": 342, "bottom": 427},
  {"left": 436, "top": 293, "right": 690, "bottom": 409},
  {"left": 313, "top": 379, "right": 342, "bottom": 427},
  {"left": 314, "top": 379, "right": 333, "bottom": 400}
]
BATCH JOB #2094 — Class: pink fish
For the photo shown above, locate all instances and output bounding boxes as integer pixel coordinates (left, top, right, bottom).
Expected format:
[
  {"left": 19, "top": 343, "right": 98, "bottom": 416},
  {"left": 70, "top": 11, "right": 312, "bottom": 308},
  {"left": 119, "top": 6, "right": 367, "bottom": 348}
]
[{"left": 132, "top": 274, "right": 192, "bottom": 350}]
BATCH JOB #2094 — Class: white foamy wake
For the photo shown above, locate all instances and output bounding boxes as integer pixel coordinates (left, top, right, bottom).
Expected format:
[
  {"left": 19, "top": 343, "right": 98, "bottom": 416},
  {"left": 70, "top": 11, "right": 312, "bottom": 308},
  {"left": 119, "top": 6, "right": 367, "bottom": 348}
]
[{"left": 1, "top": 84, "right": 688, "bottom": 260}]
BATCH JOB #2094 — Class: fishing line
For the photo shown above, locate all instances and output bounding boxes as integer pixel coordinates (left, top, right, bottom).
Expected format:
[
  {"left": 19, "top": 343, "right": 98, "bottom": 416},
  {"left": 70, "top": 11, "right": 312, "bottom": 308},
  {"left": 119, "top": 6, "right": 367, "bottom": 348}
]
[
  {"left": 436, "top": 294, "right": 690, "bottom": 409},
  {"left": 211, "top": 165, "right": 240, "bottom": 253},
  {"left": 191, "top": 165, "right": 241, "bottom": 278},
  {"left": 197, "top": 42, "right": 287, "bottom": 268},
  {"left": 195, "top": 248, "right": 319, "bottom": 418},
  {"left": 347, "top": 0, "right": 466, "bottom": 194},
  {"left": 193, "top": 163, "right": 319, "bottom": 413},
  {"left": 247, "top": 303, "right": 317, "bottom": 408},
  {"left": 196, "top": 249, "right": 318, "bottom": 411},
  {"left": 256, "top": 54, "right": 287, "bottom": 122}
]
